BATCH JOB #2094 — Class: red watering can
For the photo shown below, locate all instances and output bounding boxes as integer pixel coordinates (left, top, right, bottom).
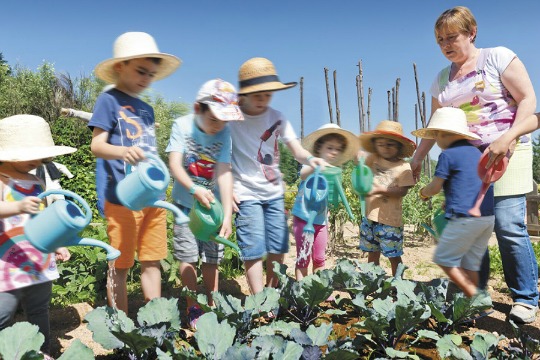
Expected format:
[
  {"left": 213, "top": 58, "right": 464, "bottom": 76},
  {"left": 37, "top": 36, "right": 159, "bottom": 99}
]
[{"left": 468, "top": 151, "right": 508, "bottom": 217}]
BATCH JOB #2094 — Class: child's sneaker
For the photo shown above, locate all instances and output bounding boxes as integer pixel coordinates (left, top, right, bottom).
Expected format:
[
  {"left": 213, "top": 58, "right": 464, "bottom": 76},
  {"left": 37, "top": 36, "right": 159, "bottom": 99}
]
[{"left": 187, "top": 305, "right": 204, "bottom": 330}]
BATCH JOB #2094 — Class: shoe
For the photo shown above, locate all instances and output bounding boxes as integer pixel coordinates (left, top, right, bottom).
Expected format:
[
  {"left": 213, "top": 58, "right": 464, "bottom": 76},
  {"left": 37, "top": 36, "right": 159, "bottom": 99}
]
[
  {"left": 187, "top": 305, "right": 204, "bottom": 330},
  {"left": 509, "top": 302, "right": 538, "bottom": 324}
]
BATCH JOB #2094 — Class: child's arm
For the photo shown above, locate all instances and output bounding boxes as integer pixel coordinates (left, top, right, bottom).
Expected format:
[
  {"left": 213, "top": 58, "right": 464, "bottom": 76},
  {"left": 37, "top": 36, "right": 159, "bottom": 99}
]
[
  {"left": 286, "top": 139, "right": 330, "bottom": 169},
  {"left": 90, "top": 128, "right": 145, "bottom": 165},
  {"left": 216, "top": 162, "right": 233, "bottom": 239},
  {"left": 419, "top": 177, "right": 445, "bottom": 200},
  {"left": 168, "top": 152, "right": 215, "bottom": 208},
  {"left": 0, "top": 196, "right": 42, "bottom": 218},
  {"left": 299, "top": 165, "right": 315, "bottom": 180},
  {"left": 369, "top": 184, "right": 411, "bottom": 198}
]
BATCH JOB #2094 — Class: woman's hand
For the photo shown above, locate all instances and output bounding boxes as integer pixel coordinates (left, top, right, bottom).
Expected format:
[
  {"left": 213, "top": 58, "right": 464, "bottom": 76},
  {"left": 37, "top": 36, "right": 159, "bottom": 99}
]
[
  {"left": 410, "top": 156, "right": 423, "bottom": 183},
  {"left": 484, "top": 134, "right": 515, "bottom": 168}
]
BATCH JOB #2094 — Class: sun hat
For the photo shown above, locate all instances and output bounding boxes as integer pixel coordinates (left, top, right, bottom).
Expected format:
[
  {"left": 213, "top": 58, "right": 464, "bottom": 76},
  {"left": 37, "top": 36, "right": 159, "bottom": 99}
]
[
  {"left": 302, "top": 123, "right": 360, "bottom": 166},
  {"left": 359, "top": 120, "right": 416, "bottom": 158},
  {"left": 411, "top": 107, "right": 480, "bottom": 140},
  {"left": 195, "top": 79, "right": 244, "bottom": 121},
  {"left": 238, "top": 57, "right": 297, "bottom": 95},
  {"left": 94, "top": 32, "right": 181, "bottom": 84},
  {"left": 0, "top": 115, "right": 76, "bottom": 161}
]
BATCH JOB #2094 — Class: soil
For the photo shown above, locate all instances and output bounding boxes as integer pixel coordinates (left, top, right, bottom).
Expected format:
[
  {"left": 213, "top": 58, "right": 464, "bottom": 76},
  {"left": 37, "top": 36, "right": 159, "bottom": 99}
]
[{"left": 30, "top": 223, "right": 539, "bottom": 358}]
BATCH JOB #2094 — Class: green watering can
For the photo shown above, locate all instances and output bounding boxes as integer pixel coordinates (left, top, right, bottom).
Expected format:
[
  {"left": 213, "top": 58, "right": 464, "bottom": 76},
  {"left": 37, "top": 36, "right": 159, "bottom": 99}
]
[
  {"left": 351, "top": 158, "right": 373, "bottom": 217},
  {"left": 421, "top": 208, "right": 448, "bottom": 241},
  {"left": 321, "top": 167, "right": 355, "bottom": 221},
  {"left": 189, "top": 199, "right": 241, "bottom": 253}
]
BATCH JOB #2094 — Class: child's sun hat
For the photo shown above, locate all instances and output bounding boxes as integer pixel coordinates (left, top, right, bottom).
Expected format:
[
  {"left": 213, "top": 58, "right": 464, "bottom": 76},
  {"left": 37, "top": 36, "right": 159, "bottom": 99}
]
[
  {"left": 238, "top": 57, "right": 297, "bottom": 95},
  {"left": 302, "top": 123, "right": 360, "bottom": 166},
  {"left": 95, "top": 32, "right": 181, "bottom": 84},
  {"left": 0, "top": 115, "right": 76, "bottom": 161},
  {"left": 359, "top": 120, "right": 416, "bottom": 158},
  {"left": 195, "top": 79, "right": 244, "bottom": 121},
  {"left": 411, "top": 107, "right": 480, "bottom": 140}
]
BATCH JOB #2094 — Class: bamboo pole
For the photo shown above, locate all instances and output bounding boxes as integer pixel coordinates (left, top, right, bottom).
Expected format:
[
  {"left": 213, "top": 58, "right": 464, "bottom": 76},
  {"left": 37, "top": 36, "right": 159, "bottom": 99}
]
[
  {"left": 357, "top": 60, "right": 366, "bottom": 132},
  {"left": 324, "top": 68, "right": 334, "bottom": 123},
  {"left": 367, "top": 87, "right": 372, "bottom": 131},
  {"left": 414, "top": 104, "right": 419, "bottom": 146},
  {"left": 356, "top": 75, "right": 363, "bottom": 132},
  {"left": 394, "top": 78, "right": 400, "bottom": 122},
  {"left": 391, "top": 88, "right": 396, "bottom": 121},
  {"left": 300, "top": 77, "right": 304, "bottom": 139},
  {"left": 387, "top": 91, "right": 391, "bottom": 119},
  {"left": 413, "top": 63, "right": 426, "bottom": 127},
  {"left": 333, "top": 70, "right": 341, "bottom": 127}
]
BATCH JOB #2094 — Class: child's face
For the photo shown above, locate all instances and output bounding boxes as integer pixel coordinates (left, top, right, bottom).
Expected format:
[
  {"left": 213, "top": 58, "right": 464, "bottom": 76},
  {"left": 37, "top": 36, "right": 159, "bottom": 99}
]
[
  {"left": 318, "top": 139, "right": 345, "bottom": 165},
  {"left": 196, "top": 107, "right": 226, "bottom": 135},
  {"left": 240, "top": 92, "right": 273, "bottom": 116},
  {"left": 434, "top": 131, "right": 461, "bottom": 149},
  {"left": 2, "top": 159, "right": 45, "bottom": 175},
  {"left": 114, "top": 58, "right": 159, "bottom": 96},
  {"left": 373, "top": 138, "right": 401, "bottom": 161}
]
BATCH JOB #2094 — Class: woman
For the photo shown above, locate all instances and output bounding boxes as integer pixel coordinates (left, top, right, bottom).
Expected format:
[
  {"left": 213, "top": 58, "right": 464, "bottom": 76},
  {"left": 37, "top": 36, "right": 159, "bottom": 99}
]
[{"left": 411, "top": 6, "right": 539, "bottom": 324}]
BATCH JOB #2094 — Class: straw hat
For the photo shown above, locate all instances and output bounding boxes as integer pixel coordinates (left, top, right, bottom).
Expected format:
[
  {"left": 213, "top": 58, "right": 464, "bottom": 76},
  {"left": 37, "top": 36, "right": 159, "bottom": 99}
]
[
  {"left": 238, "top": 57, "right": 297, "bottom": 95},
  {"left": 195, "top": 79, "right": 244, "bottom": 121},
  {"left": 411, "top": 107, "right": 480, "bottom": 140},
  {"left": 359, "top": 120, "right": 416, "bottom": 158},
  {"left": 0, "top": 115, "right": 76, "bottom": 161},
  {"left": 95, "top": 32, "right": 181, "bottom": 84},
  {"left": 302, "top": 124, "right": 360, "bottom": 166}
]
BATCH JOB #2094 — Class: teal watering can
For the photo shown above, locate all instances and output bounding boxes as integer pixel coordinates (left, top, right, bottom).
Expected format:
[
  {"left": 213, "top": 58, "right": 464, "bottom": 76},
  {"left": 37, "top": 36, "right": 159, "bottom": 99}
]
[
  {"left": 25, "top": 189, "right": 121, "bottom": 261},
  {"left": 188, "top": 199, "right": 241, "bottom": 253},
  {"left": 302, "top": 167, "right": 328, "bottom": 233},
  {"left": 116, "top": 153, "right": 189, "bottom": 225},
  {"left": 351, "top": 158, "right": 373, "bottom": 217},
  {"left": 321, "top": 167, "right": 355, "bottom": 221},
  {"left": 421, "top": 208, "right": 448, "bottom": 241}
]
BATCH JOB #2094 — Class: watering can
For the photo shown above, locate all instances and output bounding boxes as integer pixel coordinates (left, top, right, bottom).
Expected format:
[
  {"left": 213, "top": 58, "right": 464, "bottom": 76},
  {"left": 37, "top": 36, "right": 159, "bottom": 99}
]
[
  {"left": 116, "top": 153, "right": 189, "bottom": 225},
  {"left": 351, "top": 158, "right": 373, "bottom": 217},
  {"left": 25, "top": 189, "right": 121, "bottom": 261},
  {"left": 321, "top": 167, "right": 355, "bottom": 221},
  {"left": 188, "top": 199, "right": 241, "bottom": 253},
  {"left": 303, "top": 167, "right": 329, "bottom": 233},
  {"left": 468, "top": 151, "right": 508, "bottom": 217},
  {"left": 421, "top": 208, "right": 448, "bottom": 241}
]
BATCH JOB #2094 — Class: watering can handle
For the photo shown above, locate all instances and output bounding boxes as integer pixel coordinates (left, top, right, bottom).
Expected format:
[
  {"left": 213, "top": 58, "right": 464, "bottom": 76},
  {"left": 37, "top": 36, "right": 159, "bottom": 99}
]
[
  {"left": 125, "top": 152, "right": 168, "bottom": 176},
  {"left": 312, "top": 166, "right": 320, "bottom": 201},
  {"left": 36, "top": 189, "right": 92, "bottom": 225}
]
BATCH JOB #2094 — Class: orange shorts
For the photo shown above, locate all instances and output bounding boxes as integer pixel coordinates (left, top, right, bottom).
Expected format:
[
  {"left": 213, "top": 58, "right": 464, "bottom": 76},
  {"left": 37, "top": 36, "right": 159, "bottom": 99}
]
[{"left": 104, "top": 201, "right": 167, "bottom": 269}]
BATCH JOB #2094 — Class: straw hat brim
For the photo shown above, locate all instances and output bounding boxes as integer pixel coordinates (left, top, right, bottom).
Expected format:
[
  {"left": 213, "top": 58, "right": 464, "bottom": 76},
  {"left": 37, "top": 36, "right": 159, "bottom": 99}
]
[
  {"left": 94, "top": 53, "right": 181, "bottom": 84},
  {"left": 411, "top": 127, "right": 480, "bottom": 141},
  {"left": 302, "top": 127, "right": 360, "bottom": 166},
  {"left": 359, "top": 131, "right": 416, "bottom": 158},
  {"left": 0, "top": 146, "right": 77, "bottom": 162},
  {"left": 239, "top": 81, "right": 297, "bottom": 95}
]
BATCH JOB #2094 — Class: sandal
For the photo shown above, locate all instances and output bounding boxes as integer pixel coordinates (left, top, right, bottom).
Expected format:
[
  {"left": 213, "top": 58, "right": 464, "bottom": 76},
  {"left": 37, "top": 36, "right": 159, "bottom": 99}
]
[{"left": 509, "top": 302, "right": 538, "bottom": 324}]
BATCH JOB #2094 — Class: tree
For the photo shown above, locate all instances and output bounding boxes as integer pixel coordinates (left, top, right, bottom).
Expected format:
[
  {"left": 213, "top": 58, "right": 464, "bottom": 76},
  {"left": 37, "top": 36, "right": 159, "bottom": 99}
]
[
  {"left": 279, "top": 143, "right": 299, "bottom": 185},
  {"left": 533, "top": 133, "right": 540, "bottom": 184}
]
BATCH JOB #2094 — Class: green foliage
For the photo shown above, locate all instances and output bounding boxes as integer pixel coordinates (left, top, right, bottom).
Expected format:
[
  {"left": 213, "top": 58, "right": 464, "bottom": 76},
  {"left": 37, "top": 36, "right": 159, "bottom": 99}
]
[
  {"left": 533, "top": 133, "right": 540, "bottom": 184},
  {"left": 0, "top": 322, "right": 44, "bottom": 359},
  {"left": 402, "top": 175, "right": 445, "bottom": 235},
  {"left": 279, "top": 142, "right": 299, "bottom": 185}
]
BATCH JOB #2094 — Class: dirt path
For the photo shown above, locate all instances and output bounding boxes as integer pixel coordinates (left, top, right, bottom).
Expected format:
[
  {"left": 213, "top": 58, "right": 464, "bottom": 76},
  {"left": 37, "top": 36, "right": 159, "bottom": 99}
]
[{"left": 42, "top": 222, "right": 539, "bottom": 358}]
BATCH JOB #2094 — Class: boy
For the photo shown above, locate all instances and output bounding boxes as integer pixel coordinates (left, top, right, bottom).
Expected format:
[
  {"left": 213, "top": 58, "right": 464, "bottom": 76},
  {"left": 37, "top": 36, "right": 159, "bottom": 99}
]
[
  {"left": 358, "top": 120, "right": 416, "bottom": 275},
  {"left": 412, "top": 107, "right": 495, "bottom": 297},
  {"left": 88, "top": 32, "right": 181, "bottom": 313},
  {"left": 166, "top": 79, "right": 243, "bottom": 329},
  {"left": 230, "top": 57, "right": 328, "bottom": 295}
]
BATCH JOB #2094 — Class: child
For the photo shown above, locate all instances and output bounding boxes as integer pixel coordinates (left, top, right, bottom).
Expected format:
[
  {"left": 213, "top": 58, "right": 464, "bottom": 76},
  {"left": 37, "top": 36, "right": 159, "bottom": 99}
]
[
  {"left": 358, "top": 120, "right": 416, "bottom": 276},
  {"left": 412, "top": 107, "right": 495, "bottom": 297},
  {"left": 230, "top": 57, "right": 328, "bottom": 294},
  {"left": 292, "top": 123, "right": 359, "bottom": 280},
  {"left": 88, "top": 32, "right": 181, "bottom": 314},
  {"left": 0, "top": 114, "right": 75, "bottom": 356},
  {"left": 166, "top": 79, "right": 243, "bottom": 329}
]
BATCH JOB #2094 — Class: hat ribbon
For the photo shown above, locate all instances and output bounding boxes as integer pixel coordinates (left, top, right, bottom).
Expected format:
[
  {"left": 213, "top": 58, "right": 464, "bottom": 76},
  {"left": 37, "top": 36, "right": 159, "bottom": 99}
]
[{"left": 239, "top": 75, "right": 280, "bottom": 88}]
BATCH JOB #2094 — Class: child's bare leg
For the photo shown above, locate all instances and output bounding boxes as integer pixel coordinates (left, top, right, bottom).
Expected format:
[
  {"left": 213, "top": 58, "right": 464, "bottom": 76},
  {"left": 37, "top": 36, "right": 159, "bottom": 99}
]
[
  {"left": 140, "top": 260, "right": 161, "bottom": 302},
  {"left": 389, "top": 256, "right": 403, "bottom": 276},
  {"left": 245, "top": 259, "right": 264, "bottom": 294},
  {"left": 201, "top": 263, "right": 219, "bottom": 306},
  {"left": 108, "top": 267, "right": 128, "bottom": 313},
  {"left": 266, "top": 253, "right": 284, "bottom": 288},
  {"left": 439, "top": 265, "right": 477, "bottom": 297},
  {"left": 179, "top": 262, "right": 198, "bottom": 308},
  {"left": 367, "top": 251, "right": 381, "bottom": 265},
  {"left": 295, "top": 267, "right": 308, "bottom": 281},
  {"left": 313, "top": 265, "right": 324, "bottom": 274},
  {"left": 464, "top": 268, "right": 479, "bottom": 288}
]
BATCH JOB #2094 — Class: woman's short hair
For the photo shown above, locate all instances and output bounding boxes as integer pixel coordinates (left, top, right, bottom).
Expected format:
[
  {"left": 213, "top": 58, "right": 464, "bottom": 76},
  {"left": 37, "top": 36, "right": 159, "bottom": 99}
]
[{"left": 434, "top": 6, "right": 477, "bottom": 43}]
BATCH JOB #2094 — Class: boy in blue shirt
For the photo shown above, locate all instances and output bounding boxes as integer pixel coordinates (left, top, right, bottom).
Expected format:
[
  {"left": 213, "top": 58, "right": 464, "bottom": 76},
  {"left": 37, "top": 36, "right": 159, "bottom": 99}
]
[{"left": 413, "top": 107, "right": 495, "bottom": 298}]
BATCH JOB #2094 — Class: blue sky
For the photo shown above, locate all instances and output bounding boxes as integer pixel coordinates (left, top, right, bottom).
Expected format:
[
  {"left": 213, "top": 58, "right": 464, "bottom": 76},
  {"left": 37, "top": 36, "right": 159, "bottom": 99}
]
[{"left": 2, "top": 1, "right": 539, "bottom": 157}]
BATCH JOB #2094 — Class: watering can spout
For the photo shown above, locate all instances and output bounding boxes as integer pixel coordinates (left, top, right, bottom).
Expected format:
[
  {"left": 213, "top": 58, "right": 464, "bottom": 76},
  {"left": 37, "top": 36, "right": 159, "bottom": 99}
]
[
  {"left": 212, "top": 235, "right": 241, "bottom": 254},
  {"left": 74, "top": 237, "right": 121, "bottom": 261},
  {"left": 153, "top": 200, "right": 190, "bottom": 225},
  {"left": 334, "top": 180, "right": 355, "bottom": 222},
  {"left": 303, "top": 211, "right": 317, "bottom": 234}
]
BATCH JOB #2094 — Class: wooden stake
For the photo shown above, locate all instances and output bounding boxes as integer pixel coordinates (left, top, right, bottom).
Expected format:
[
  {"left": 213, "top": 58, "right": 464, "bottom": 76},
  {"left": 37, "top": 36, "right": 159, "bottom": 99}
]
[
  {"left": 367, "top": 87, "right": 372, "bottom": 131},
  {"left": 387, "top": 91, "right": 391, "bottom": 119},
  {"left": 324, "top": 68, "right": 334, "bottom": 123},
  {"left": 413, "top": 63, "right": 426, "bottom": 127},
  {"left": 394, "top": 78, "right": 400, "bottom": 122},
  {"left": 357, "top": 60, "right": 366, "bottom": 132},
  {"left": 333, "top": 70, "right": 341, "bottom": 127},
  {"left": 300, "top": 77, "right": 304, "bottom": 139}
]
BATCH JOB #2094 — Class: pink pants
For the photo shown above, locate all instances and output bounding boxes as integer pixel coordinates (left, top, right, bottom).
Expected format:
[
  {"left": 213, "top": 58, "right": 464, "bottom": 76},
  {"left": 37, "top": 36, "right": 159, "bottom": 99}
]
[{"left": 292, "top": 216, "right": 328, "bottom": 269}]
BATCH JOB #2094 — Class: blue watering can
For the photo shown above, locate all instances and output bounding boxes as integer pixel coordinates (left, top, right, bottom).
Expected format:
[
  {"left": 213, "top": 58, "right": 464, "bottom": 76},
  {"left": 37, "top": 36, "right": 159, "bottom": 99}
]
[
  {"left": 25, "top": 189, "right": 121, "bottom": 261},
  {"left": 421, "top": 208, "right": 448, "bottom": 241},
  {"left": 351, "top": 158, "right": 373, "bottom": 217},
  {"left": 321, "top": 167, "right": 355, "bottom": 221},
  {"left": 116, "top": 153, "right": 189, "bottom": 225},
  {"left": 302, "top": 167, "right": 328, "bottom": 233}
]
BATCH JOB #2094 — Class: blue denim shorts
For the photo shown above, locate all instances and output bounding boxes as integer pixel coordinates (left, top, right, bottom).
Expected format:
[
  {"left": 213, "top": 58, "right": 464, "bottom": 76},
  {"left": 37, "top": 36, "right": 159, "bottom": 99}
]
[
  {"left": 359, "top": 217, "right": 404, "bottom": 258},
  {"left": 234, "top": 197, "right": 289, "bottom": 261}
]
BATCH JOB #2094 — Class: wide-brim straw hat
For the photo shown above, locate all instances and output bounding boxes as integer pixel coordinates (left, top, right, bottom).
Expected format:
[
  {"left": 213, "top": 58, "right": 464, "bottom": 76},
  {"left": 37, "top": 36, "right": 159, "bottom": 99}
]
[
  {"left": 238, "top": 57, "right": 297, "bottom": 95},
  {"left": 411, "top": 107, "right": 480, "bottom": 141},
  {"left": 0, "top": 115, "right": 76, "bottom": 161},
  {"left": 95, "top": 32, "right": 181, "bottom": 84},
  {"left": 302, "top": 123, "right": 360, "bottom": 166},
  {"left": 359, "top": 120, "right": 416, "bottom": 158}
]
